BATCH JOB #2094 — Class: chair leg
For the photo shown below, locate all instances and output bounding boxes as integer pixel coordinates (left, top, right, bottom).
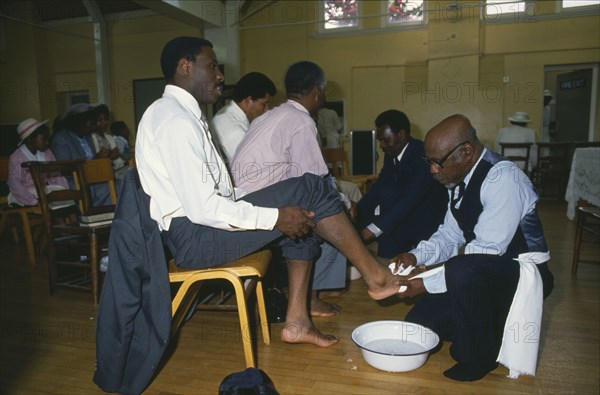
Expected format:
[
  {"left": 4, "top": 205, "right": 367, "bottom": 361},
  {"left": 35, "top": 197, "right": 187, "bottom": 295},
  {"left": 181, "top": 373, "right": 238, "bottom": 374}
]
[
  {"left": 231, "top": 277, "right": 256, "bottom": 368},
  {"left": 572, "top": 210, "right": 584, "bottom": 275},
  {"left": 47, "top": 244, "right": 58, "bottom": 295},
  {"left": 255, "top": 280, "right": 271, "bottom": 345},
  {"left": 19, "top": 211, "right": 36, "bottom": 267}
]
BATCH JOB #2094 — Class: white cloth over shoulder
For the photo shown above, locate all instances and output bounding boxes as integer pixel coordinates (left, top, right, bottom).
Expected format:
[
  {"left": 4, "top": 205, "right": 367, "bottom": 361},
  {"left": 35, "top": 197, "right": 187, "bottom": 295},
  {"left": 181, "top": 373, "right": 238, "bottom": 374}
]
[{"left": 497, "top": 251, "right": 550, "bottom": 378}]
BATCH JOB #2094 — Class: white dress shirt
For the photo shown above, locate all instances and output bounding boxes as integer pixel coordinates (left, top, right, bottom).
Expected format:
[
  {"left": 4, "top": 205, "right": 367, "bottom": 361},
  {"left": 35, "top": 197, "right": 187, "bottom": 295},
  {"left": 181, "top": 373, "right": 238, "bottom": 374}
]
[
  {"left": 135, "top": 84, "right": 278, "bottom": 232},
  {"left": 210, "top": 100, "right": 250, "bottom": 162},
  {"left": 411, "top": 148, "right": 540, "bottom": 293}
]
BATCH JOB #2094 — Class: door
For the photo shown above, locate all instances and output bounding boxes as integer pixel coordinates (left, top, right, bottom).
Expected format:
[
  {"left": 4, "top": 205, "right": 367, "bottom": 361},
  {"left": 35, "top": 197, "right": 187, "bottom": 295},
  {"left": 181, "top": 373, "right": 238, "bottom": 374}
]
[{"left": 555, "top": 69, "right": 593, "bottom": 142}]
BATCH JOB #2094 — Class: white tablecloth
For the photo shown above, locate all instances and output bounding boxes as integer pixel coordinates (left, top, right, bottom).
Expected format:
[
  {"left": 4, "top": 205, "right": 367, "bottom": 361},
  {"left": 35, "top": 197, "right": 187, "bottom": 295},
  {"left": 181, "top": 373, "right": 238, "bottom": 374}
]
[{"left": 565, "top": 147, "right": 600, "bottom": 220}]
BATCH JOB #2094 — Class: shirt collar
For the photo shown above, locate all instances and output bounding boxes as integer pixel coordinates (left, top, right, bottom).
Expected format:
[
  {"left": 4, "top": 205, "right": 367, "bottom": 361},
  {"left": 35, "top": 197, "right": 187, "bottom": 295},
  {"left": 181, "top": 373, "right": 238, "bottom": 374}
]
[
  {"left": 463, "top": 147, "right": 487, "bottom": 187},
  {"left": 395, "top": 141, "right": 410, "bottom": 162},
  {"left": 286, "top": 99, "right": 310, "bottom": 115},
  {"left": 164, "top": 84, "right": 204, "bottom": 121},
  {"left": 230, "top": 101, "right": 250, "bottom": 129}
]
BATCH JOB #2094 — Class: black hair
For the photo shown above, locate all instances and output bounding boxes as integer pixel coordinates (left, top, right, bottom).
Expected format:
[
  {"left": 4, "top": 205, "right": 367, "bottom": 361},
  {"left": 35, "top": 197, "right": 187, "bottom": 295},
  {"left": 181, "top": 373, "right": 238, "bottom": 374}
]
[
  {"left": 95, "top": 104, "right": 110, "bottom": 117},
  {"left": 160, "top": 36, "right": 213, "bottom": 82},
  {"left": 110, "top": 121, "right": 127, "bottom": 136},
  {"left": 64, "top": 106, "right": 98, "bottom": 132},
  {"left": 232, "top": 72, "right": 277, "bottom": 102},
  {"left": 25, "top": 124, "right": 50, "bottom": 143},
  {"left": 375, "top": 109, "right": 411, "bottom": 135},
  {"left": 285, "top": 61, "right": 326, "bottom": 96}
]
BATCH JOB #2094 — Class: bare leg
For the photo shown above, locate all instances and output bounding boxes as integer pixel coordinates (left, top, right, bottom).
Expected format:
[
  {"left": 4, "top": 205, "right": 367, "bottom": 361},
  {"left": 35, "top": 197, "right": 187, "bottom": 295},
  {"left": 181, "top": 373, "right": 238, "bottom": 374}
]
[
  {"left": 281, "top": 259, "right": 339, "bottom": 347},
  {"left": 315, "top": 212, "right": 400, "bottom": 300},
  {"left": 310, "top": 290, "right": 342, "bottom": 317}
]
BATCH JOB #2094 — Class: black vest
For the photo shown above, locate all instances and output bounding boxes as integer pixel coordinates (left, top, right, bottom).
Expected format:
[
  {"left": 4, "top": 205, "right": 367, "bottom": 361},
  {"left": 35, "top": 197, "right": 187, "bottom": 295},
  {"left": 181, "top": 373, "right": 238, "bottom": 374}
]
[{"left": 450, "top": 150, "right": 548, "bottom": 259}]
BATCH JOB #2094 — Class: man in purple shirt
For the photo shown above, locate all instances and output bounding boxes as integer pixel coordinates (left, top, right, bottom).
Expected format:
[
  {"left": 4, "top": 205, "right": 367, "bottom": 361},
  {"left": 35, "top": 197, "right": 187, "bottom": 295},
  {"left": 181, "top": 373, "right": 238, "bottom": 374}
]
[{"left": 232, "top": 61, "right": 350, "bottom": 317}]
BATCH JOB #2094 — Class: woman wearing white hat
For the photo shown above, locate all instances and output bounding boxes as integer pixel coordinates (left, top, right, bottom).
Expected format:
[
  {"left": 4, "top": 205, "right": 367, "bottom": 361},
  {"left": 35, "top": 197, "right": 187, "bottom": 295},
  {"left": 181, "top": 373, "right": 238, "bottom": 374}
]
[{"left": 7, "top": 118, "right": 70, "bottom": 208}]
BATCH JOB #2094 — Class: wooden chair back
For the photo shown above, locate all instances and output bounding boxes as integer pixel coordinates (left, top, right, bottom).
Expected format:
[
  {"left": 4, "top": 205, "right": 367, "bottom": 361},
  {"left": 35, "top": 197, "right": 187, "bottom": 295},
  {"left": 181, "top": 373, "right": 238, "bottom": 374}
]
[
  {"left": 23, "top": 160, "right": 86, "bottom": 239},
  {"left": 322, "top": 147, "right": 348, "bottom": 178},
  {"left": 500, "top": 142, "right": 532, "bottom": 174},
  {"left": 75, "top": 159, "right": 117, "bottom": 214}
]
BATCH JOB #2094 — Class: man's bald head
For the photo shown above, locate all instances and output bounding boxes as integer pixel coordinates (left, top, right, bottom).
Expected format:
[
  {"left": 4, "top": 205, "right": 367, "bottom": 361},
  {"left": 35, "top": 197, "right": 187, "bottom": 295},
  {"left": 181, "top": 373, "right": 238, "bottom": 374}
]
[{"left": 423, "top": 114, "right": 483, "bottom": 188}]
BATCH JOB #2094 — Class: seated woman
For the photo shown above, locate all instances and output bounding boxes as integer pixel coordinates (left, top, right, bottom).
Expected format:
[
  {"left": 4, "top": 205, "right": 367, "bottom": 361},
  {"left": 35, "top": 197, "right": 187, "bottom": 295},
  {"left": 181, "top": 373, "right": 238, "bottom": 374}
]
[
  {"left": 8, "top": 118, "right": 77, "bottom": 222},
  {"left": 92, "top": 105, "right": 128, "bottom": 180},
  {"left": 110, "top": 121, "right": 132, "bottom": 163}
]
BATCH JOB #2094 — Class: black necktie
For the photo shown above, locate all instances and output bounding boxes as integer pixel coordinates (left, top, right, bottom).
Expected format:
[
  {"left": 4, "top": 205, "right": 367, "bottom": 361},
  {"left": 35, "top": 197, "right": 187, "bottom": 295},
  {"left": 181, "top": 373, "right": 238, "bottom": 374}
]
[{"left": 451, "top": 181, "right": 465, "bottom": 208}]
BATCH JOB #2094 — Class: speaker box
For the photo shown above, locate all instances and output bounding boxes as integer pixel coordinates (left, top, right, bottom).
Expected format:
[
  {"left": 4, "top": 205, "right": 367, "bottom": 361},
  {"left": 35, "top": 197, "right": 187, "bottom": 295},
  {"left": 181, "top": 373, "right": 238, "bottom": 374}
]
[{"left": 350, "top": 130, "right": 376, "bottom": 175}]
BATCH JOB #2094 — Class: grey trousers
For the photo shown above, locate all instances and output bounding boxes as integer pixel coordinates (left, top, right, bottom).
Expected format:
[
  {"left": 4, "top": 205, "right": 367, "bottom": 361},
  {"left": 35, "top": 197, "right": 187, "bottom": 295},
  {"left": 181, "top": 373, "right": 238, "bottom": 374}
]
[{"left": 161, "top": 173, "right": 342, "bottom": 269}]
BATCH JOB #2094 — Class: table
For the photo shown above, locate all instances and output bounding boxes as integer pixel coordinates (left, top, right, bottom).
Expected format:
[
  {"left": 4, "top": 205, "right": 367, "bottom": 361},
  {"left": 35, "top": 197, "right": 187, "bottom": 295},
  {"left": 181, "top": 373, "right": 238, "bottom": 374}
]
[{"left": 565, "top": 147, "right": 600, "bottom": 220}]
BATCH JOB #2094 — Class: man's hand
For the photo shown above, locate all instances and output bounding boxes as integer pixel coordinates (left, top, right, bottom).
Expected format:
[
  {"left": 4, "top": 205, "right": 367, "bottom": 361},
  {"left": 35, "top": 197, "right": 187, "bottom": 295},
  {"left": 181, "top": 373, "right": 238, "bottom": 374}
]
[
  {"left": 397, "top": 277, "right": 426, "bottom": 298},
  {"left": 389, "top": 252, "right": 417, "bottom": 273},
  {"left": 94, "top": 147, "right": 110, "bottom": 159},
  {"left": 275, "top": 206, "right": 316, "bottom": 239},
  {"left": 109, "top": 147, "right": 120, "bottom": 160}
]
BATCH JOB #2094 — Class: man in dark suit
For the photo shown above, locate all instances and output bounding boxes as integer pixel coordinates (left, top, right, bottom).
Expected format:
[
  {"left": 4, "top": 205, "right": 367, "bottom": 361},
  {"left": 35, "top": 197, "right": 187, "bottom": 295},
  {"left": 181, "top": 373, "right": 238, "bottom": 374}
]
[{"left": 357, "top": 109, "right": 448, "bottom": 258}]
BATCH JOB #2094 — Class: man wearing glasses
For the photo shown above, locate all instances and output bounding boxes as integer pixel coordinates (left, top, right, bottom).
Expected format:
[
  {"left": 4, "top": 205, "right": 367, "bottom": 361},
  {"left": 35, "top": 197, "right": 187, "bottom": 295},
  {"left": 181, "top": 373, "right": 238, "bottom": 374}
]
[
  {"left": 392, "top": 114, "right": 554, "bottom": 382},
  {"left": 357, "top": 109, "right": 448, "bottom": 258}
]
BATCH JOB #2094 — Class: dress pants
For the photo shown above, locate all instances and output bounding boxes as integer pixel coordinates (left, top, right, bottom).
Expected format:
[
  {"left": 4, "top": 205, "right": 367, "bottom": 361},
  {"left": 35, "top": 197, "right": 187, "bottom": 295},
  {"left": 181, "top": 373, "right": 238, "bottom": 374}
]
[
  {"left": 405, "top": 254, "right": 553, "bottom": 364},
  {"left": 161, "top": 173, "right": 341, "bottom": 269}
]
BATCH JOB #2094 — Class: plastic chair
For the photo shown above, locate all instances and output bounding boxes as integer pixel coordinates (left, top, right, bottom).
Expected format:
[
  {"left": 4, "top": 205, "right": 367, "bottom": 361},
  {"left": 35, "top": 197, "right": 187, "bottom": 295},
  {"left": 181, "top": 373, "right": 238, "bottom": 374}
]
[
  {"left": 168, "top": 249, "right": 272, "bottom": 368},
  {"left": 0, "top": 156, "right": 44, "bottom": 266}
]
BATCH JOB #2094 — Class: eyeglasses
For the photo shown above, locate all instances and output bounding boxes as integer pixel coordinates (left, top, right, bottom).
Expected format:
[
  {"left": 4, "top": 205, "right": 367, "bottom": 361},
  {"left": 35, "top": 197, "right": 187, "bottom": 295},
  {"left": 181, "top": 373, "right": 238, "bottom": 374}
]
[{"left": 423, "top": 141, "right": 469, "bottom": 168}]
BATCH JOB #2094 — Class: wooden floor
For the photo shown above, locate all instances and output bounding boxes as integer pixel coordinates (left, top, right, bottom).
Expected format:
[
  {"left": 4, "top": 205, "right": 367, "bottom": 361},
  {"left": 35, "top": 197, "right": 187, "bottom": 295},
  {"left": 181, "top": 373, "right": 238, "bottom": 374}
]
[{"left": 0, "top": 201, "right": 598, "bottom": 394}]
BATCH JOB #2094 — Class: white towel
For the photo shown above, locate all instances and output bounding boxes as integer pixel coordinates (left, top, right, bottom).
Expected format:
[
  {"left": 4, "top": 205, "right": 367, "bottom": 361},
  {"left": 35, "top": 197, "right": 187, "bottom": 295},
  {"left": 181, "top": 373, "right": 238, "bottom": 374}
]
[{"left": 497, "top": 251, "right": 550, "bottom": 379}]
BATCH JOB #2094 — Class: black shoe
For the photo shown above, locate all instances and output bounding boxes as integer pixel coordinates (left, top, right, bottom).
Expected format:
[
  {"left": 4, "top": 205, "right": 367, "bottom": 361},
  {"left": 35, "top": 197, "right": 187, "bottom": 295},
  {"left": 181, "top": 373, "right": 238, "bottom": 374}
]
[{"left": 443, "top": 361, "right": 499, "bottom": 381}]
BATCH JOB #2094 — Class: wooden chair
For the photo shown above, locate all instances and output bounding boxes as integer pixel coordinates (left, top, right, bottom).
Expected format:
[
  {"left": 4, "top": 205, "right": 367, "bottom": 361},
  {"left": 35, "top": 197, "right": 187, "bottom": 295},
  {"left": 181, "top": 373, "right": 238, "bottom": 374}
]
[
  {"left": 0, "top": 156, "right": 44, "bottom": 266},
  {"left": 168, "top": 249, "right": 272, "bottom": 367},
  {"left": 322, "top": 147, "right": 377, "bottom": 194},
  {"left": 532, "top": 142, "right": 570, "bottom": 200},
  {"left": 500, "top": 142, "right": 533, "bottom": 175},
  {"left": 572, "top": 202, "right": 600, "bottom": 275},
  {"left": 75, "top": 158, "right": 117, "bottom": 214},
  {"left": 24, "top": 160, "right": 111, "bottom": 305}
]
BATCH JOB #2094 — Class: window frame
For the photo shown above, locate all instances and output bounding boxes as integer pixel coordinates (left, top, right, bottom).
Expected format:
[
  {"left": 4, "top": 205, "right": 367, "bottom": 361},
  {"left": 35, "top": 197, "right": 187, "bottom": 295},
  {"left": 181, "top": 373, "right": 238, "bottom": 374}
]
[
  {"left": 318, "top": 0, "right": 362, "bottom": 33},
  {"left": 558, "top": 0, "right": 600, "bottom": 13},
  {"left": 381, "top": 0, "right": 427, "bottom": 28},
  {"left": 483, "top": 0, "right": 534, "bottom": 22}
]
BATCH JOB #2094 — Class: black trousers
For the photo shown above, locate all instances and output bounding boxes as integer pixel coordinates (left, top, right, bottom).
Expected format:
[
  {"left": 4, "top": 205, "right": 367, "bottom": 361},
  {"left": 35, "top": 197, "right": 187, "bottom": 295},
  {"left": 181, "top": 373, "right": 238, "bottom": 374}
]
[
  {"left": 161, "top": 173, "right": 341, "bottom": 269},
  {"left": 405, "top": 254, "right": 554, "bottom": 364}
]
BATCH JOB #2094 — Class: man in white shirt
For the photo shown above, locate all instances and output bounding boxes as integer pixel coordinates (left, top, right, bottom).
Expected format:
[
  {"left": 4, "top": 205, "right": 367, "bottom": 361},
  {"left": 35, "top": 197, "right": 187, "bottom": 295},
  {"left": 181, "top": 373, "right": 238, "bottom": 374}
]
[
  {"left": 392, "top": 114, "right": 554, "bottom": 381},
  {"left": 211, "top": 72, "right": 276, "bottom": 163},
  {"left": 135, "top": 36, "right": 401, "bottom": 348},
  {"left": 317, "top": 107, "right": 343, "bottom": 148}
]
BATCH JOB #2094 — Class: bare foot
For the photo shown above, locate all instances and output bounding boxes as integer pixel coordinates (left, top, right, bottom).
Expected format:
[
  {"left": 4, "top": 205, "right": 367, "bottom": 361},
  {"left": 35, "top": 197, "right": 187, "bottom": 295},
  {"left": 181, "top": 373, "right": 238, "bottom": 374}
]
[
  {"left": 365, "top": 270, "right": 403, "bottom": 300},
  {"left": 310, "top": 298, "right": 342, "bottom": 317},
  {"left": 281, "top": 321, "right": 339, "bottom": 347}
]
